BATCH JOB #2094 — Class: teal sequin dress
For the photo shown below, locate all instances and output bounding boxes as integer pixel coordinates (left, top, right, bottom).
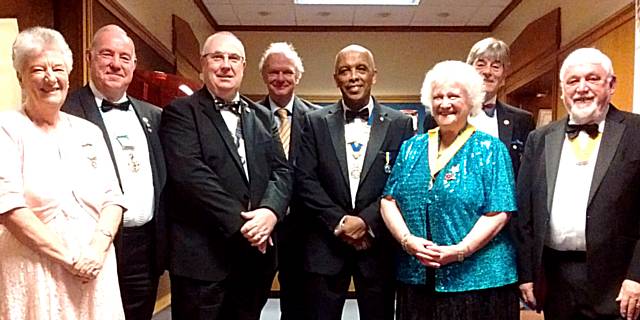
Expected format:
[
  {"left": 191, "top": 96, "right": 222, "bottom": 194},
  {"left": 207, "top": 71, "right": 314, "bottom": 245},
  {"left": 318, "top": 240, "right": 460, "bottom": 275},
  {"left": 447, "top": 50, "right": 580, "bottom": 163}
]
[{"left": 384, "top": 130, "right": 518, "bottom": 292}]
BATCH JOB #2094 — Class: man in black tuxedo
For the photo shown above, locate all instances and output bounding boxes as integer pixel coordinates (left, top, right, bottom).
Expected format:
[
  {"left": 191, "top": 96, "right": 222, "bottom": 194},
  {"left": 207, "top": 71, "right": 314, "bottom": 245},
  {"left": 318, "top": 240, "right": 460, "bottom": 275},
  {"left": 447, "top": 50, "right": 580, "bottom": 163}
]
[
  {"left": 257, "top": 42, "right": 320, "bottom": 320},
  {"left": 160, "top": 32, "right": 291, "bottom": 320},
  {"left": 424, "top": 37, "right": 534, "bottom": 175},
  {"left": 296, "top": 44, "right": 413, "bottom": 320},
  {"left": 62, "top": 24, "right": 166, "bottom": 320},
  {"left": 514, "top": 48, "right": 640, "bottom": 320}
]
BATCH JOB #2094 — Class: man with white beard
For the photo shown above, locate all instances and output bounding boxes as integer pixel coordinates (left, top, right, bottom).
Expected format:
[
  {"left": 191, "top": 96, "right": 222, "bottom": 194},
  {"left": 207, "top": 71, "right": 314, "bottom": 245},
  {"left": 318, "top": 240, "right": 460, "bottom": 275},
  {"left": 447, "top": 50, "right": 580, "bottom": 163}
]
[{"left": 514, "top": 48, "right": 640, "bottom": 320}]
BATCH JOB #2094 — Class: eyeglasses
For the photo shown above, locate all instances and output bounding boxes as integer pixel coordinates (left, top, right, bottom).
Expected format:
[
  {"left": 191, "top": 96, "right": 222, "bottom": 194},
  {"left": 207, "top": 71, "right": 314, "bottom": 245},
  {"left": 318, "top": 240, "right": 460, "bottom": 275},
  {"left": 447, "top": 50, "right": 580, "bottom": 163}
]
[{"left": 202, "top": 51, "right": 245, "bottom": 66}]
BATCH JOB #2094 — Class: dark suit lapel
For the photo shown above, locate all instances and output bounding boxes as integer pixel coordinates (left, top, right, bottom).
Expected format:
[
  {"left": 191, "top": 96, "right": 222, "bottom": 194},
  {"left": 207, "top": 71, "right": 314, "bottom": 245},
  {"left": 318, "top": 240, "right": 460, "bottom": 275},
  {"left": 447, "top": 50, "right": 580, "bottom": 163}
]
[
  {"left": 241, "top": 106, "right": 255, "bottom": 186},
  {"left": 200, "top": 92, "right": 248, "bottom": 185},
  {"left": 496, "top": 101, "right": 513, "bottom": 146},
  {"left": 290, "top": 97, "right": 306, "bottom": 160},
  {"left": 545, "top": 121, "right": 565, "bottom": 213},
  {"left": 78, "top": 86, "right": 122, "bottom": 186},
  {"left": 325, "top": 103, "right": 349, "bottom": 186},
  {"left": 359, "top": 103, "right": 389, "bottom": 185},
  {"left": 588, "top": 106, "right": 624, "bottom": 205}
]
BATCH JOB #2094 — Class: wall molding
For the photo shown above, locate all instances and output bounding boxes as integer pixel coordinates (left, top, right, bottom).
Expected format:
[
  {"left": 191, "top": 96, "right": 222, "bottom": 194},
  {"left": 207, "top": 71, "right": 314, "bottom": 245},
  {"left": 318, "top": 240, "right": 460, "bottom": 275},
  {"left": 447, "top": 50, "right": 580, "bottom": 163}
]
[
  {"left": 194, "top": 0, "right": 520, "bottom": 33},
  {"left": 97, "top": 0, "right": 175, "bottom": 66}
]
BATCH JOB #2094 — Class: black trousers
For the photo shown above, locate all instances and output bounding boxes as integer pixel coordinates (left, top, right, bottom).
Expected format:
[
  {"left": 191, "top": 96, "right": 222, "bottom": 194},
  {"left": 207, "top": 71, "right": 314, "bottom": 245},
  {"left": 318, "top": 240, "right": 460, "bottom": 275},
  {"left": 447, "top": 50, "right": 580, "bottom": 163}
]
[
  {"left": 117, "top": 223, "right": 159, "bottom": 320},
  {"left": 277, "top": 216, "right": 305, "bottom": 320},
  {"left": 170, "top": 269, "right": 275, "bottom": 320},
  {"left": 543, "top": 247, "right": 622, "bottom": 320},
  {"left": 303, "top": 263, "right": 395, "bottom": 320}
]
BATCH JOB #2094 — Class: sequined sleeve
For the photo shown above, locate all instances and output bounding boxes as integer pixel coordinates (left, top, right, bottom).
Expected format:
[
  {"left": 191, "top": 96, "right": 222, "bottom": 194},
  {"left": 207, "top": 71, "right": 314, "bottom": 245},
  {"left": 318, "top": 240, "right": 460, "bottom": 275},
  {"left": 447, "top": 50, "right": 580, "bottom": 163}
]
[{"left": 480, "top": 138, "right": 517, "bottom": 215}]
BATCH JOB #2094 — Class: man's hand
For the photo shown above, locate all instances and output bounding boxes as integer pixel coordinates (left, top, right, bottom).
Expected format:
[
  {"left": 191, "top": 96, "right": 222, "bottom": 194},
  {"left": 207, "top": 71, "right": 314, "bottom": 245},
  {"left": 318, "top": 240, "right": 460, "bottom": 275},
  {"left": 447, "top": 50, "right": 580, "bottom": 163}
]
[
  {"left": 617, "top": 279, "right": 640, "bottom": 320},
  {"left": 334, "top": 215, "right": 367, "bottom": 240},
  {"left": 240, "top": 208, "right": 277, "bottom": 253},
  {"left": 519, "top": 282, "right": 537, "bottom": 310},
  {"left": 339, "top": 234, "right": 372, "bottom": 251}
]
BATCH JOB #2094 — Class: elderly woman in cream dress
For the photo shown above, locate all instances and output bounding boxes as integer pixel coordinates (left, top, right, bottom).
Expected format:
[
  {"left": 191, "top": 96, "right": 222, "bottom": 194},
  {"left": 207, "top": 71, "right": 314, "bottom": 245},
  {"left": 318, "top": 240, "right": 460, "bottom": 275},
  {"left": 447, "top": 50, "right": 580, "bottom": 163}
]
[{"left": 0, "top": 27, "right": 125, "bottom": 319}]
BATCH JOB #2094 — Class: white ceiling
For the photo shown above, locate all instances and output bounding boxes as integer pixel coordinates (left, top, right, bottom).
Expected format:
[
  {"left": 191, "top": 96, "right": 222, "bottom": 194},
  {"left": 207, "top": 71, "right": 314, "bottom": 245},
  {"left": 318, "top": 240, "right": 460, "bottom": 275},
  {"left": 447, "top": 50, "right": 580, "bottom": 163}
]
[{"left": 202, "top": 0, "right": 514, "bottom": 28}]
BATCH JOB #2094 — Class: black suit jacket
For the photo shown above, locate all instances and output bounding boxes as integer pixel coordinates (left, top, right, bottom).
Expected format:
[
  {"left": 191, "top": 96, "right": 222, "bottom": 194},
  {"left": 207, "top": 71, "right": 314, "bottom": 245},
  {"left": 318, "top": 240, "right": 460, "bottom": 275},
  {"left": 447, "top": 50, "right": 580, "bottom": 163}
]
[
  {"left": 295, "top": 99, "right": 414, "bottom": 277},
  {"left": 62, "top": 85, "right": 168, "bottom": 275},
  {"left": 160, "top": 87, "right": 291, "bottom": 282},
  {"left": 514, "top": 105, "right": 640, "bottom": 314},
  {"left": 424, "top": 100, "right": 534, "bottom": 175}
]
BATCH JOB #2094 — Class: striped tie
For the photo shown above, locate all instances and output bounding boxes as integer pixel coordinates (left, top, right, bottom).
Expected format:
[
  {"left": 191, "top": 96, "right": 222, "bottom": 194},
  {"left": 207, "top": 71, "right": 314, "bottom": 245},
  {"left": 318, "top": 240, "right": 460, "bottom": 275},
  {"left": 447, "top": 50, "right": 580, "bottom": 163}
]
[{"left": 276, "top": 108, "right": 291, "bottom": 159}]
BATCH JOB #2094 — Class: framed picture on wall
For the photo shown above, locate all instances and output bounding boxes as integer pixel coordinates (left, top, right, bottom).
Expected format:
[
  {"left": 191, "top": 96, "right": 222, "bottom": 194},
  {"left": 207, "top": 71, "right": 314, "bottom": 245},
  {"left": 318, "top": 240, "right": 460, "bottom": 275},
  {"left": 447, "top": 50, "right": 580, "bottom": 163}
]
[{"left": 537, "top": 109, "right": 553, "bottom": 127}]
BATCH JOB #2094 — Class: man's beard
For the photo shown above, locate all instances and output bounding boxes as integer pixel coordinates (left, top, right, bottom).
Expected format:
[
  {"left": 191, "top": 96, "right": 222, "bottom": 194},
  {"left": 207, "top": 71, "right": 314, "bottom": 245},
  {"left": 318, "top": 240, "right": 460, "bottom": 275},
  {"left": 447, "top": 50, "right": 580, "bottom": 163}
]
[{"left": 568, "top": 100, "right": 607, "bottom": 124}]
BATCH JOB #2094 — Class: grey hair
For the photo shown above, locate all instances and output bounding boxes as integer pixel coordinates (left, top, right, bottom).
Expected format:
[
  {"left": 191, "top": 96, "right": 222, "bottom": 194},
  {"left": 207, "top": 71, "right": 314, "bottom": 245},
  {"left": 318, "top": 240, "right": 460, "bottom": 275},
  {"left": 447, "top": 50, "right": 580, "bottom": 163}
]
[
  {"left": 258, "top": 42, "right": 304, "bottom": 81},
  {"left": 559, "top": 47, "right": 614, "bottom": 82},
  {"left": 334, "top": 44, "right": 376, "bottom": 72},
  {"left": 12, "top": 26, "right": 73, "bottom": 76},
  {"left": 466, "top": 37, "right": 510, "bottom": 68},
  {"left": 420, "top": 60, "right": 485, "bottom": 116}
]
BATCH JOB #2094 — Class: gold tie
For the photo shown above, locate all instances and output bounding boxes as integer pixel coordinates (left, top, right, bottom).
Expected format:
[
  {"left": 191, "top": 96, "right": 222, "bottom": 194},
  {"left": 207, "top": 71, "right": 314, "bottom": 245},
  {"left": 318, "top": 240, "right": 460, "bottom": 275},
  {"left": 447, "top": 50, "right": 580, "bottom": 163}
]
[{"left": 276, "top": 108, "right": 291, "bottom": 159}]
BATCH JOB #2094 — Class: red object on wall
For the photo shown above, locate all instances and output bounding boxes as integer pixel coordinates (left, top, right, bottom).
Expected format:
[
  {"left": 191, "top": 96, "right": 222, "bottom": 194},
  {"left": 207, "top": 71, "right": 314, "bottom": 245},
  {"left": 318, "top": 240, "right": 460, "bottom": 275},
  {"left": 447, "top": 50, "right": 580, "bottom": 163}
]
[{"left": 128, "top": 69, "right": 202, "bottom": 107}]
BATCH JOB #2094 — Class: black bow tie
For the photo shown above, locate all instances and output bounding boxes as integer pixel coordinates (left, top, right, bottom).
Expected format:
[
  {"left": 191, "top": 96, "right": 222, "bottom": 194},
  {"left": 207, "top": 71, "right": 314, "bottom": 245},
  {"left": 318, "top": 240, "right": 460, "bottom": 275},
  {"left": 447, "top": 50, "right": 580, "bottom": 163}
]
[
  {"left": 101, "top": 100, "right": 130, "bottom": 112},
  {"left": 345, "top": 108, "right": 370, "bottom": 123},
  {"left": 483, "top": 103, "right": 496, "bottom": 118},
  {"left": 215, "top": 99, "right": 243, "bottom": 115},
  {"left": 566, "top": 123, "right": 599, "bottom": 140}
]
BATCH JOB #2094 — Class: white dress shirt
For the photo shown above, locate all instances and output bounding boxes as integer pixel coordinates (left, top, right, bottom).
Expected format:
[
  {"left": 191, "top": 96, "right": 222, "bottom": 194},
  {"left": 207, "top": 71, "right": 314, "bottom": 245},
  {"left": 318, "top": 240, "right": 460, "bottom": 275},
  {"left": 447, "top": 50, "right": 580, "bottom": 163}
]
[
  {"left": 343, "top": 98, "right": 374, "bottom": 209},
  {"left": 468, "top": 96, "right": 499, "bottom": 138},
  {"left": 90, "top": 82, "right": 154, "bottom": 227},
  {"left": 208, "top": 89, "right": 249, "bottom": 180},
  {"left": 269, "top": 96, "right": 294, "bottom": 128},
  {"left": 546, "top": 120, "right": 605, "bottom": 251}
]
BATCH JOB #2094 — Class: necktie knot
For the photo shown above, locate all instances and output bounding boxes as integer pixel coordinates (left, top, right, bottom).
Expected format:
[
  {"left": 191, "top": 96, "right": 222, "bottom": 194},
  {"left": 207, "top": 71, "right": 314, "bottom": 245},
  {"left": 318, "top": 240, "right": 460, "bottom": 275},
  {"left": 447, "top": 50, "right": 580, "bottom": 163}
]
[
  {"left": 215, "top": 98, "right": 242, "bottom": 115},
  {"left": 566, "top": 123, "right": 599, "bottom": 140},
  {"left": 101, "top": 99, "right": 130, "bottom": 112},
  {"left": 345, "top": 108, "right": 370, "bottom": 123},
  {"left": 276, "top": 107, "right": 289, "bottom": 121},
  {"left": 482, "top": 103, "right": 496, "bottom": 118}
]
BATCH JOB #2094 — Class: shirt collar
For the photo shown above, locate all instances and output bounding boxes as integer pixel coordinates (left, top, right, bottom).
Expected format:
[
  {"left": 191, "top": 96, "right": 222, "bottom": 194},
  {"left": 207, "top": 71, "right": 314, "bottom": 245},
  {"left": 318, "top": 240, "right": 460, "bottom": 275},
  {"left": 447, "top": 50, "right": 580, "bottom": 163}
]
[
  {"left": 342, "top": 96, "right": 373, "bottom": 118},
  {"left": 206, "top": 87, "right": 240, "bottom": 103},
  {"left": 269, "top": 95, "right": 294, "bottom": 115},
  {"left": 89, "top": 80, "right": 129, "bottom": 108}
]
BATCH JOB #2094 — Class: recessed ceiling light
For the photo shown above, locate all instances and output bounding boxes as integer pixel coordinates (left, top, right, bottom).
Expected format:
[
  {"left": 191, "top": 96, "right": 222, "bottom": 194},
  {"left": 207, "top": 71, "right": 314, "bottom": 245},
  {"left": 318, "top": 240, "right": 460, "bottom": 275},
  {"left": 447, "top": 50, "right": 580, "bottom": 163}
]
[
  {"left": 436, "top": 12, "right": 450, "bottom": 18},
  {"left": 258, "top": 11, "right": 271, "bottom": 16},
  {"left": 377, "top": 12, "right": 391, "bottom": 18},
  {"left": 317, "top": 11, "right": 332, "bottom": 17},
  {"left": 295, "top": 0, "right": 419, "bottom": 5}
]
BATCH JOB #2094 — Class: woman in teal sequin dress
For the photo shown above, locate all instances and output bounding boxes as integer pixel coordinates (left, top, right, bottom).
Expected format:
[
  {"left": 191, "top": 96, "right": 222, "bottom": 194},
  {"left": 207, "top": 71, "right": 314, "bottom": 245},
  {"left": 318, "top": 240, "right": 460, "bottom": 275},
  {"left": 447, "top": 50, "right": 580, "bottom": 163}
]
[{"left": 381, "top": 61, "right": 519, "bottom": 320}]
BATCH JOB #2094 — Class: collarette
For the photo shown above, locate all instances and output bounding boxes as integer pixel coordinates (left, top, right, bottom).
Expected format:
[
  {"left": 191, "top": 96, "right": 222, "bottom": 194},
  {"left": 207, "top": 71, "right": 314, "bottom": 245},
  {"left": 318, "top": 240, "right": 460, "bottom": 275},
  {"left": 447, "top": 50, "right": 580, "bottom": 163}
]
[
  {"left": 89, "top": 81, "right": 129, "bottom": 110},
  {"left": 341, "top": 96, "right": 373, "bottom": 118},
  {"left": 269, "top": 95, "right": 294, "bottom": 115}
]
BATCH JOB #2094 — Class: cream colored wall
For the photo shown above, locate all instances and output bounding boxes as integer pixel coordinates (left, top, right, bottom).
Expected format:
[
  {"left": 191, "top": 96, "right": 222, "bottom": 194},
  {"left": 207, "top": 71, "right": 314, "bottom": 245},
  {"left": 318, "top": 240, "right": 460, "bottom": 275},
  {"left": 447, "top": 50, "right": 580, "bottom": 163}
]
[
  {"left": 493, "top": 0, "right": 631, "bottom": 46},
  {"left": 116, "top": 0, "right": 632, "bottom": 99},
  {"left": 116, "top": 0, "right": 215, "bottom": 47},
  {"left": 0, "top": 19, "right": 21, "bottom": 111},
  {"left": 235, "top": 31, "right": 487, "bottom": 97}
]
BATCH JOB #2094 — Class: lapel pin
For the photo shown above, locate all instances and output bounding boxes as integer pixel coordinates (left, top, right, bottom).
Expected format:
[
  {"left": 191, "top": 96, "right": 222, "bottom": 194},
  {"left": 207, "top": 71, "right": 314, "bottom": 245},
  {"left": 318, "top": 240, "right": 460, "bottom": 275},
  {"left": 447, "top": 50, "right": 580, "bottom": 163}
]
[
  {"left": 142, "top": 117, "right": 152, "bottom": 133},
  {"left": 379, "top": 116, "right": 384, "bottom": 122},
  {"left": 503, "top": 119, "right": 510, "bottom": 126}
]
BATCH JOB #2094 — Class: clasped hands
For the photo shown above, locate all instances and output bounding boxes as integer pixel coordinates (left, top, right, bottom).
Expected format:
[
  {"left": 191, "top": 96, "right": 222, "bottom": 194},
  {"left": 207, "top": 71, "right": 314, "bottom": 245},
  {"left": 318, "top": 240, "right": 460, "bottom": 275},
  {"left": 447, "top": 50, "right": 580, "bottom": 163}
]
[
  {"left": 64, "top": 244, "right": 108, "bottom": 283},
  {"left": 240, "top": 208, "right": 277, "bottom": 254},
  {"left": 402, "top": 235, "right": 463, "bottom": 268},
  {"left": 334, "top": 215, "right": 372, "bottom": 251}
]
